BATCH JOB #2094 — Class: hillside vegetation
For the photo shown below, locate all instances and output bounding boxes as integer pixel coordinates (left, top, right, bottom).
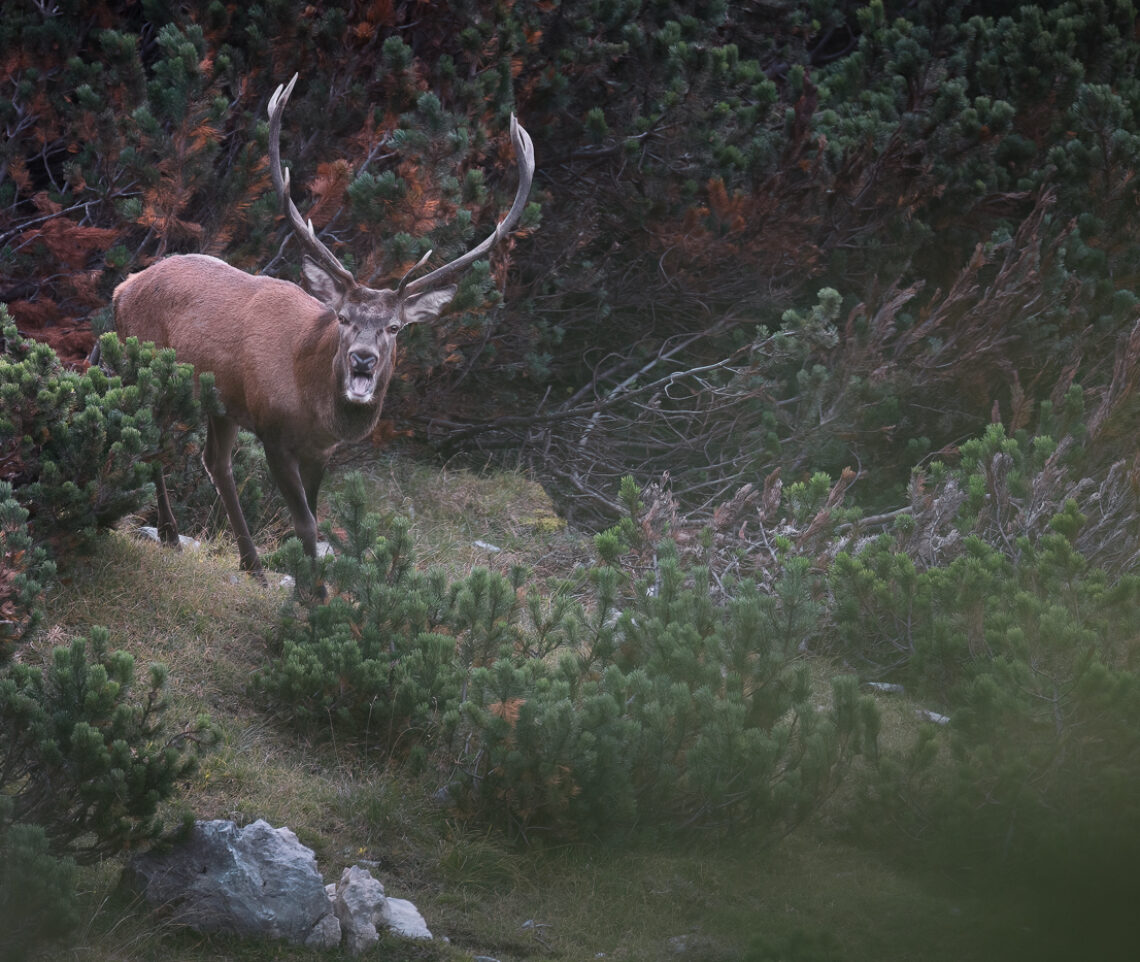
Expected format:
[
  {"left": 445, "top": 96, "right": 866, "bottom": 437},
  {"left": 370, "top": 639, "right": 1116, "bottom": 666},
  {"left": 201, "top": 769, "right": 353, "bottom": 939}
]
[
  {"left": 3, "top": 457, "right": 1128, "bottom": 962},
  {"left": 3, "top": 2, "right": 1140, "bottom": 960}
]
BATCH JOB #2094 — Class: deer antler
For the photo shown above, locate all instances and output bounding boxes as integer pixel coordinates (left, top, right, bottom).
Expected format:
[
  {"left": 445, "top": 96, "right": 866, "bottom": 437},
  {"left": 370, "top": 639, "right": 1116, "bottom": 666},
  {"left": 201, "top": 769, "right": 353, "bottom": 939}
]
[
  {"left": 402, "top": 114, "right": 535, "bottom": 295},
  {"left": 267, "top": 74, "right": 358, "bottom": 290},
  {"left": 269, "top": 74, "right": 534, "bottom": 297}
]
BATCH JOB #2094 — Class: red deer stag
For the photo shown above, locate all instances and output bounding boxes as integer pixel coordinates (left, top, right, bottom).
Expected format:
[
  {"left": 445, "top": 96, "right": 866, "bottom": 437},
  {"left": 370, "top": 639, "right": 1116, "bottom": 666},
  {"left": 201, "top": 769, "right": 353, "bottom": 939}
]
[{"left": 111, "top": 74, "right": 534, "bottom": 577}]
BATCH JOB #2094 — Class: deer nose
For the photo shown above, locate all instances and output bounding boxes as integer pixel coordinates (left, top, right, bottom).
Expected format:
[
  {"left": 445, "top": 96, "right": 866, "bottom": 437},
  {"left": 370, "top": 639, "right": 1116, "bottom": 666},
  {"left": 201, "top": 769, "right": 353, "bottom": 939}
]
[{"left": 349, "top": 351, "right": 378, "bottom": 374}]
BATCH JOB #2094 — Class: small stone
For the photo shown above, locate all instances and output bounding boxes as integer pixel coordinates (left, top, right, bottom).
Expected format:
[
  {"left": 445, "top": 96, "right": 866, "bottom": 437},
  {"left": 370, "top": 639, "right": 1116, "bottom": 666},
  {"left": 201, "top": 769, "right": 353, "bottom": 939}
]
[
  {"left": 865, "top": 681, "right": 905, "bottom": 693},
  {"left": 135, "top": 525, "right": 200, "bottom": 550},
  {"left": 385, "top": 897, "right": 433, "bottom": 940},
  {"left": 332, "top": 864, "right": 386, "bottom": 956}
]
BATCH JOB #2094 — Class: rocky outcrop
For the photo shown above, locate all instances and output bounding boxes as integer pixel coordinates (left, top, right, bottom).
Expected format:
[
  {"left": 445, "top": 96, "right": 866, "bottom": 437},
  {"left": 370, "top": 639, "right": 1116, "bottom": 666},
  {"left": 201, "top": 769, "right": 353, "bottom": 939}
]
[{"left": 127, "top": 819, "right": 430, "bottom": 954}]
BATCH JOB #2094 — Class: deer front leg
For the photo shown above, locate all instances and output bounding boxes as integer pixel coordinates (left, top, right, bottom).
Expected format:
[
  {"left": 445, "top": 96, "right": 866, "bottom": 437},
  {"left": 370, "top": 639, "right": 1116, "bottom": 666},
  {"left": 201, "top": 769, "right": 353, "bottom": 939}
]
[
  {"left": 264, "top": 447, "right": 329, "bottom": 600},
  {"left": 298, "top": 455, "right": 328, "bottom": 520},
  {"left": 202, "top": 414, "right": 263, "bottom": 576},
  {"left": 263, "top": 444, "right": 320, "bottom": 559}
]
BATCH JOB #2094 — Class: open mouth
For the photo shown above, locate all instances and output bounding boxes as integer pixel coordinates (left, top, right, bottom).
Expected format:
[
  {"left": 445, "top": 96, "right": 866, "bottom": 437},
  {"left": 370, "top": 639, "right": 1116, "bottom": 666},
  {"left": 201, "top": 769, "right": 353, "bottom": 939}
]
[{"left": 346, "top": 373, "right": 375, "bottom": 403}]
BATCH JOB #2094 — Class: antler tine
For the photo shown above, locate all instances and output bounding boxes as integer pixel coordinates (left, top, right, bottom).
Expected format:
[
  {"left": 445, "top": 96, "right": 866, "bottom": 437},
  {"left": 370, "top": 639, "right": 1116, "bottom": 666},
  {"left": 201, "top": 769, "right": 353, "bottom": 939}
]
[
  {"left": 397, "top": 248, "right": 435, "bottom": 298},
  {"left": 403, "top": 114, "right": 536, "bottom": 295},
  {"left": 267, "top": 73, "right": 357, "bottom": 289}
]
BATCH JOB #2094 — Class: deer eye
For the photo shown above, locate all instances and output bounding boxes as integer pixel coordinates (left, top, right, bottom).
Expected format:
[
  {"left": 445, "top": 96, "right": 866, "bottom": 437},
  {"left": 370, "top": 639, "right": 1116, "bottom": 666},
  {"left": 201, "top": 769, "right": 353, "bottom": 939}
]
[
  {"left": 337, "top": 313, "right": 350, "bottom": 326},
  {"left": 386, "top": 322, "right": 401, "bottom": 335}
]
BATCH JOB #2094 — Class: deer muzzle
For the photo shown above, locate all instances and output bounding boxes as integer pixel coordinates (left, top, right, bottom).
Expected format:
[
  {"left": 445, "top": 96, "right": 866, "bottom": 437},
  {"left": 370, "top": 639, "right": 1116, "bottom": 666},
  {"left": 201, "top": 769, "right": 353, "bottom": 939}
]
[{"left": 346, "top": 350, "right": 381, "bottom": 403}]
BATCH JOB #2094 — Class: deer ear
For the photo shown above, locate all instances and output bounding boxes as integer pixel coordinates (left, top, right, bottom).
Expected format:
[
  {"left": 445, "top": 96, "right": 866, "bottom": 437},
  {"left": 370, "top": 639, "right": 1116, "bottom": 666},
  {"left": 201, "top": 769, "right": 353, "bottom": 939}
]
[
  {"left": 300, "top": 256, "right": 350, "bottom": 310},
  {"left": 402, "top": 286, "right": 457, "bottom": 325}
]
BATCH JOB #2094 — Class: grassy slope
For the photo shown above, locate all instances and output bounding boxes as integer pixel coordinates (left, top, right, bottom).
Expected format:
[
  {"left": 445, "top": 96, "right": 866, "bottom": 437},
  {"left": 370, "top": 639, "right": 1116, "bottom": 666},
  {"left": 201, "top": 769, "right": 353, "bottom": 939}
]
[{"left": 28, "top": 458, "right": 1064, "bottom": 962}]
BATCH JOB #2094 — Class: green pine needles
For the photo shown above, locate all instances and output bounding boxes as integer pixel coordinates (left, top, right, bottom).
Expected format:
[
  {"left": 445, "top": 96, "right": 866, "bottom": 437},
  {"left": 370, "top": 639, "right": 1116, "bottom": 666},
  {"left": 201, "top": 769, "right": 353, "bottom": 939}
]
[
  {"left": 2, "top": 312, "right": 206, "bottom": 660},
  {"left": 457, "top": 551, "right": 877, "bottom": 840},
  {"left": 0, "top": 815, "right": 78, "bottom": 962},
  {"left": 0, "top": 481, "right": 55, "bottom": 658},
  {"left": 1, "top": 318, "right": 206, "bottom": 549},
  {"left": 2, "top": 320, "right": 225, "bottom": 955}
]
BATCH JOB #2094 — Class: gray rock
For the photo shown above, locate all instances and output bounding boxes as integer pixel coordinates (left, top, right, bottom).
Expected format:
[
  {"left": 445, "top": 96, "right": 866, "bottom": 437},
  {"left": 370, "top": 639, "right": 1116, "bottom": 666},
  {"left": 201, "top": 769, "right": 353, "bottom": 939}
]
[
  {"left": 332, "top": 864, "right": 387, "bottom": 955},
  {"left": 385, "top": 896, "right": 433, "bottom": 940},
  {"left": 327, "top": 865, "right": 434, "bottom": 952},
  {"left": 127, "top": 819, "right": 336, "bottom": 947}
]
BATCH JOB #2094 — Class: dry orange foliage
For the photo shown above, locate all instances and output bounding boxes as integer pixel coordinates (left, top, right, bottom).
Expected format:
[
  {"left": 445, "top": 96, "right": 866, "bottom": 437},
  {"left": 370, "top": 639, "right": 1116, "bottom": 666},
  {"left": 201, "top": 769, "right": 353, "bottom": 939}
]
[
  {"left": 489, "top": 698, "right": 526, "bottom": 726},
  {"left": 307, "top": 159, "right": 353, "bottom": 228},
  {"left": 136, "top": 202, "right": 204, "bottom": 244},
  {"left": 17, "top": 219, "right": 120, "bottom": 270},
  {"left": 6, "top": 298, "right": 62, "bottom": 329},
  {"left": 651, "top": 175, "right": 824, "bottom": 285}
]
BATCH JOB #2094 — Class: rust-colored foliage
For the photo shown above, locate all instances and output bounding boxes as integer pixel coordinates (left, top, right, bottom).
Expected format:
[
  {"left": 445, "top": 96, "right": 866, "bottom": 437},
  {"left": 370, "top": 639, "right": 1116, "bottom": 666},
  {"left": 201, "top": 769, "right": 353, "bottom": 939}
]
[
  {"left": 305, "top": 160, "right": 353, "bottom": 228},
  {"left": 654, "top": 172, "right": 827, "bottom": 288},
  {"left": 489, "top": 697, "right": 525, "bottom": 725},
  {"left": 18, "top": 216, "right": 120, "bottom": 272}
]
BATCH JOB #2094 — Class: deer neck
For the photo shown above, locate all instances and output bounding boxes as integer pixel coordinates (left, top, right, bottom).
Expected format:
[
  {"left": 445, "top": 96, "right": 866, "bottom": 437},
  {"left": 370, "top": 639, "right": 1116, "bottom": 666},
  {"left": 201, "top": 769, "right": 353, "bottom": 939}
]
[{"left": 332, "top": 387, "right": 387, "bottom": 443}]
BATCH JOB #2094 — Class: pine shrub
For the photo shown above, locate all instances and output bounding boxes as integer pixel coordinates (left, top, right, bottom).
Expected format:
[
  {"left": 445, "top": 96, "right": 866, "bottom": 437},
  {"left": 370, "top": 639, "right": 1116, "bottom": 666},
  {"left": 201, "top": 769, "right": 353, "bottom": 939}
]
[
  {"left": 456, "top": 547, "right": 876, "bottom": 840},
  {"left": 1, "top": 322, "right": 204, "bottom": 549},
  {"left": 260, "top": 474, "right": 879, "bottom": 841},
  {"left": 0, "top": 627, "right": 211, "bottom": 865},
  {"left": 257, "top": 473, "right": 467, "bottom": 749}
]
